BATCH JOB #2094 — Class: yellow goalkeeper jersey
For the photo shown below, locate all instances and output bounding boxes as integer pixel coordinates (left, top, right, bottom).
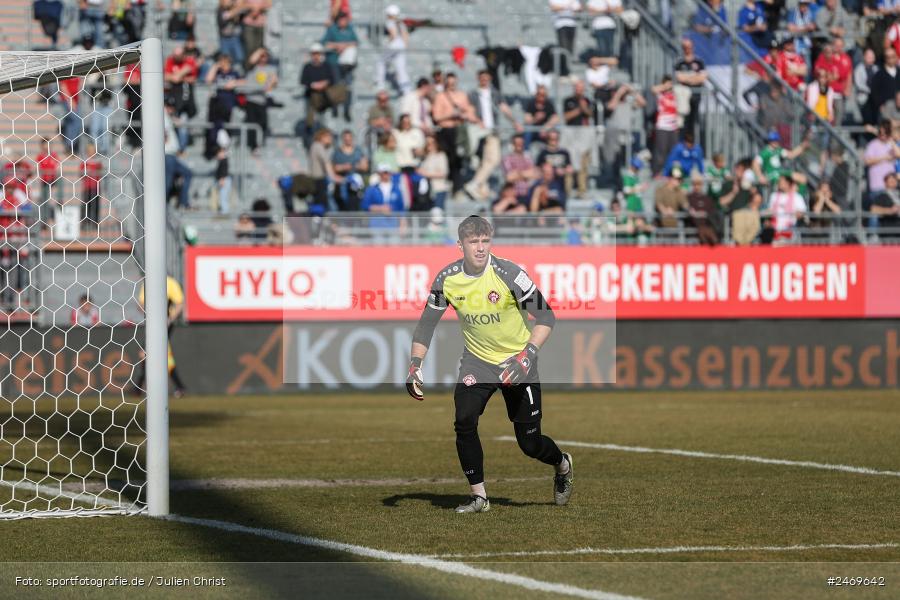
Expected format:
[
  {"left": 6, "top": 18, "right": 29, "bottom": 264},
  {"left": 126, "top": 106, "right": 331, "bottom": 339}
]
[
  {"left": 139, "top": 276, "right": 184, "bottom": 319},
  {"left": 427, "top": 254, "right": 537, "bottom": 365}
]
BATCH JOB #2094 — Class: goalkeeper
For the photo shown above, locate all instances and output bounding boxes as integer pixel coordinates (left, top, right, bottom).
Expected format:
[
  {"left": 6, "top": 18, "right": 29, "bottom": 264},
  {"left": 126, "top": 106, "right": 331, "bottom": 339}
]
[
  {"left": 133, "top": 275, "right": 187, "bottom": 399},
  {"left": 406, "top": 215, "right": 572, "bottom": 513}
]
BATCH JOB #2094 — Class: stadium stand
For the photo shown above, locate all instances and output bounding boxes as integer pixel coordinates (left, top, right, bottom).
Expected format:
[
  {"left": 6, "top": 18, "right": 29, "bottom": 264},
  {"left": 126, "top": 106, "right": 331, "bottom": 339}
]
[{"left": 3, "top": 0, "right": 900, "bottom": 287}]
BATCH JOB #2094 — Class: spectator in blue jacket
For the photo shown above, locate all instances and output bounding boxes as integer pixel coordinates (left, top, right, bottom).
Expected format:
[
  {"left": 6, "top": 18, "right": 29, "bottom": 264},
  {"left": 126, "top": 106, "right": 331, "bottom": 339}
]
[
  {"left": 737, "top": 0, "right": 771, "bottom": 58},
  {"left": 786, "top": 0, "right": 817, "bottom": 65},
  {"left": 361, "top": 164, "right": 406, "bottom": 231},
  {"left": 663, "top": 131, "right": 705, "bottom": 178}
]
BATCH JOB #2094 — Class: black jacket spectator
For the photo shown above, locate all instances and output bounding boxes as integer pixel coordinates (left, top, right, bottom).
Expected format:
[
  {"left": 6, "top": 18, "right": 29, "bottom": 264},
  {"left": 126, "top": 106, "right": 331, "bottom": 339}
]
[
  {"left": 300, "top": 44, "right": 339, "bottom": 130},
  {"left": 300, "top": 60, "right": 335, "bottom": 97},
  {"left": 868, "top": 50, "right": 900, "bottom": 120}
]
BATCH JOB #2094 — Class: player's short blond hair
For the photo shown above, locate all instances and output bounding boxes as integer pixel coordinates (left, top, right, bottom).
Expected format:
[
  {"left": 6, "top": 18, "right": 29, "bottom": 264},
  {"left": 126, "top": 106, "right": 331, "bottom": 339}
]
[{"left": 457, "top": 215, "right": 493, "bottom": 241}]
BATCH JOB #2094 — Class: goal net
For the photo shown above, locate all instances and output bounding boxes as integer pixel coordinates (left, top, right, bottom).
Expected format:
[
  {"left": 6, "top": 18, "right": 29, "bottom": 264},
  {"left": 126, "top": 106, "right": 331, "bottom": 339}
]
[{"left": 0, "top": 40, "right": 168, "bottom": 519}]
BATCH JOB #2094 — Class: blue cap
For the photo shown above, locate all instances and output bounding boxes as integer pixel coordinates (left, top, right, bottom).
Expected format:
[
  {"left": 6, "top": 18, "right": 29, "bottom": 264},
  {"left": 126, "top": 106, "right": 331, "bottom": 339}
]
[
  {"left": 630, "top": 157, "right": 644, "bottom": 170},
  {"left": 767, "top": 130, "right": 782, "bottom": 143}
]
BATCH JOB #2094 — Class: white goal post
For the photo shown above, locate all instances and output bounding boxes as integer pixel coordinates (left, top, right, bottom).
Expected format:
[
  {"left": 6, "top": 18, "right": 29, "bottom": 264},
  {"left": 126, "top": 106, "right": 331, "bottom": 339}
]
[{"left": 0, "top": 39, "right": 168, "bottom": 518}]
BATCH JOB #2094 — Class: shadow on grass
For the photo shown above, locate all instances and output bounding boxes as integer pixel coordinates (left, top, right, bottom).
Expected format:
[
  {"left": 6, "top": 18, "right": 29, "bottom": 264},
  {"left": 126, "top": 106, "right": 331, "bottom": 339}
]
[
  {"left": 382, "top": 492, "right": 554, "bottom": 509},
  {"left": 11, "top": 392, "right": 444, "bottom": 599}
]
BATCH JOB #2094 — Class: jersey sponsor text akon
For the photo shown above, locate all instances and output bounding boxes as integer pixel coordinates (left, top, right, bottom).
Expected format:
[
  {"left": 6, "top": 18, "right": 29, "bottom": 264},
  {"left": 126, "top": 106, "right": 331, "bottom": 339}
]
[{"left": 427, "top": 255, "right": 537, "bottom": 364}]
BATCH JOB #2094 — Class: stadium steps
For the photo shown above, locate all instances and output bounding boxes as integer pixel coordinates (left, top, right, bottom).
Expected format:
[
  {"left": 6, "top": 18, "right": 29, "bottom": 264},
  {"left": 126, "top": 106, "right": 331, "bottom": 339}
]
[
  {"left": 32, "top": 243, "right": 144, "bottom": 326},
  {"left": 0, "top": 0, "right": 74, "bottom": 50},
  {"left": 179, "top": 212, "right": 253, "bottom": 246}
]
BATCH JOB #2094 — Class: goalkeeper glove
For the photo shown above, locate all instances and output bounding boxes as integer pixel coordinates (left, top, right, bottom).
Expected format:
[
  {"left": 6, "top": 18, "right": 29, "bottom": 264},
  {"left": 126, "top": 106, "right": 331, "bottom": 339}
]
[
  {"left": 406, "top": 357, "right": 424, "bottom": 401},
  {"left": 499, "top": 343, "right": 538, "bottom": 386}
]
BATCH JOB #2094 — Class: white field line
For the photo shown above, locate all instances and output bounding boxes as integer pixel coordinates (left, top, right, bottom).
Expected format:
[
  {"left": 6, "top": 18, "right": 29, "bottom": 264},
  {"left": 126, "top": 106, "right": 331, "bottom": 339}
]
[
  {"left": 164, "top": 515, "right": 646, "bottom": 600},
  {"left": 170, "top": 476, "right": 542, "bottom": 491},
  {"left": 431, "top": 542, "right": 900, "bottom": 559},
  {"left": 0, "top": 478, "right": 124, "bottom": 507},
  {"left": 495, "top": 436, "right": 900, "bottom": 478},
  {"left": 0, "top": 479, "right": 137, "bottom": 519},
  {"left": 170, "top": 437, "right": 448, "bottom": 447}
]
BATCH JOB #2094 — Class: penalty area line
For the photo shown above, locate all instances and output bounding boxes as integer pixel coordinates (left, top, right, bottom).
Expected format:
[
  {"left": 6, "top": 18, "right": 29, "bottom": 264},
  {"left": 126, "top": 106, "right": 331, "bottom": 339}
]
[
  {"left": 494, "top": 437, "right": 900, "bottom": 478},
  {"left": 431, "top": 542, "right": 900, "bottom": 559},
  {"left": 163, "top": 514, "right": 646, "bottom": 600}
]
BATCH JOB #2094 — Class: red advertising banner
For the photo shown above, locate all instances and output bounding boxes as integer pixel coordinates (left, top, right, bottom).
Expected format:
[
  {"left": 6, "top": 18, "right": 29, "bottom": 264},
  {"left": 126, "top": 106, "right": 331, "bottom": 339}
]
[{"left": 185, "top": 245, "right": 896, "bottom": 322}]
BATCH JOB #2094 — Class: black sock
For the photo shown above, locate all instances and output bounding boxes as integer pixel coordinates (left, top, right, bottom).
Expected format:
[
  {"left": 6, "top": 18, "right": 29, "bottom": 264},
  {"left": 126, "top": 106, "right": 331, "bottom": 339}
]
[
  {"left": 170, "top": 367, "right": 186, "bottom": 391},
  {"left": 513, "top": 421, "right": 563, "bottom": 467},
  {"left": 455, "top": 428, "right": 484, "bottom": 485}
]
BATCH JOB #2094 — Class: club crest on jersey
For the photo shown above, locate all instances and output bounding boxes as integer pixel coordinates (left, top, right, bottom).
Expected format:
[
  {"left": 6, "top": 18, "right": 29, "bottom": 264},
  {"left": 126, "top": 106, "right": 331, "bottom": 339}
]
[
  {"left": 487, "top": 290, "right": 500, "bottom": 304},
  {"left": 463, "top": 374, "right": 477, "bottom": 386}
]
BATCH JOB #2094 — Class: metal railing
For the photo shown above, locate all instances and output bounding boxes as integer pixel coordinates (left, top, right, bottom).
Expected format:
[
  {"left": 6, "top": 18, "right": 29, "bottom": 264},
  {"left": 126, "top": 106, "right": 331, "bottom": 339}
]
[
  {"left": 250, "top": 209, "right": 894, "bottom": 246},
  {"left": 174, "top": 119, "right": 263, "bottom": 201},
  {"left": 165, "top": 208, "right": 185, "bottom": 287},
  {"left": 629, "top": 0, "right": 866, "bottom": 229},
  {"left": 180, "top": 204, "right": 900, "bottom": 246},
  {"left": 630, "top": 0, "right": 765, "bottom": 161}
]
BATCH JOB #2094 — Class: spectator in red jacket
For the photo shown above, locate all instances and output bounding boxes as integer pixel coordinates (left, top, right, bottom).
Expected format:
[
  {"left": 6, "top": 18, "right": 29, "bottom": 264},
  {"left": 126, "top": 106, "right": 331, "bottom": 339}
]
[
  {"left": 763, "top": 38, "right": 807, "bottom": 91},
  {"left": 814, "top": 37, "right": 852, "bottom": 126},
  {"left": 35, "top": 137, "right": 60, "bottom": 226},
  {"left": 0, "top": 174, "right": 31, "bottom": 308},
  {"left": 0, "top": 170, "right": 30, "bottom": 221},
  {"left": 3, "top": 155, "right": 33, "bottom": 191},
  {"left": 164, "top": 45, "right": 199, "bottom": 150},
  {"left": 651, "top": 75, "right": 680, "bottom": 175}
]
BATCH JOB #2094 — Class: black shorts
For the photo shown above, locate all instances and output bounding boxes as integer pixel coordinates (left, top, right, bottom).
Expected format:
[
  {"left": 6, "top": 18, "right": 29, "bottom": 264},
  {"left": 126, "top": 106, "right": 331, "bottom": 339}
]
[{"left": 454, "top": 349, "right": 542, "bottom": 424}]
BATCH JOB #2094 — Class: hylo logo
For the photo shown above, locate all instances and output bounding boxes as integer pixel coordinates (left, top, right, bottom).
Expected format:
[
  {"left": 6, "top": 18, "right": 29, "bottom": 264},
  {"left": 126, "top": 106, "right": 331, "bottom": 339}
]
[{"left": 289, "top": 270, "right": 315, "bottom": 297}]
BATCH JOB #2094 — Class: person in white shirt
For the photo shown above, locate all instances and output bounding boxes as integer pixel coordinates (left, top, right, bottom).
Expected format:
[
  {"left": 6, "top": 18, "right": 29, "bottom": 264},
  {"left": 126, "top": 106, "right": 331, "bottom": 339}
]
[
  {"left": 418, "top": 134, "right": 450, "bottom": 208},
  {"left": 549, "top": 0, "right": 581, "bottom": 55},
  {"left": 400, "top": 77, "right": 433, "bottom": 133},
  {"left": 376, "top": 4, "right": 411, "bottom": 94},
  {"left": 392, "top": 114, "right": 426, "bottom": 170},
  {"left": 465, "top": 70, "right": 522, "bottom": 200},
  {"left": 586, "top": 0, "right": 622, "bottom": 57},
  {"left": 72, "top": 293, "right": 100, "bottom": 326},
  {"left": 767, "top": 174, "right": 807, "bottom": 241},
  {"left": 585, "top": 55, "right": 618, "bottom": 98}
]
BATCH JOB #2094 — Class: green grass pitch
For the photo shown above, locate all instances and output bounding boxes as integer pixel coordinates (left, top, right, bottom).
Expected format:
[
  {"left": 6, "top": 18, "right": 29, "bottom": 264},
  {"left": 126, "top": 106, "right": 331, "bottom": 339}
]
[{"left": 1, "top": 389, "right": 899, "bottom": 599}]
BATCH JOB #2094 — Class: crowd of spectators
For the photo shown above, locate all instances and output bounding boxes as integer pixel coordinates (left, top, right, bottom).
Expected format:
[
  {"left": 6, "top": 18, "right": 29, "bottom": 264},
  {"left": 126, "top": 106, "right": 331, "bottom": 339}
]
[
  {"left": 280, "top": 0, "right": 640, "bottom": 238},
  {"left": 13, "top": 0, "right": 900, "bottom": 249},
  {"left": 680, "top": 0, "right": 900, "bottom": 238}
]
